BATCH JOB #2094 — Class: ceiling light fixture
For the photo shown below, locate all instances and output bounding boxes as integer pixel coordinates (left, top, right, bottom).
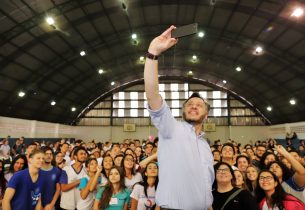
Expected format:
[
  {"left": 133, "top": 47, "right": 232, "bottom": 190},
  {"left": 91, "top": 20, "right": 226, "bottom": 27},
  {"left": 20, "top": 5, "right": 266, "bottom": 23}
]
[
  {"left": 46, "top": 17, "right": 55, "bottom": 25},
  {"left": 139, "top": 56, "right": 145, "bottom": 61},
  {"left": 131, "top": 33, "right": 137, "bottom": 39},
  {"left": 236, "top": 66, "right": 242, "bottom": 72},
  {"left": 51, "top": 101, "right": 56, "bottom": 106},
  {"left": 98, "top": 69, "right": 104, "bottom": 74},
  {"left": 198, "top": 31, "right": 205, "bottom": 38},
  {"left": 71, "top": 107, "right": 76, "bottom": 112},
  {"left": 267, "top": 106, "right": 272, "bottom": 111},
  {"left": 289, "top": 99, "right": 296, "bottom": 105},
  {"left": 111, "top": 81, "right": 115, "bottom": 86},
  {"left": 291, "top": 7, "right": 304, "bottom": 17},
  {"left": 80, "top": 50, "right": 86, "bottom": 56},
  {"left": 18, "top": 91, "right": 25, "bottom": 97},
  {"left": 254, "top": 46, "right": 263, "bottom": 55},
  {"left": 223, "top": 80, "right": 227, "bottom": 84}
]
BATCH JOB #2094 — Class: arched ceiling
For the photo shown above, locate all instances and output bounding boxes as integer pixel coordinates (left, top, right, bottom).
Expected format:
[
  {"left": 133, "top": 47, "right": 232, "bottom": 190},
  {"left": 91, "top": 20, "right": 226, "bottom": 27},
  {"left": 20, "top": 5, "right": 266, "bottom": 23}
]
[{"left": 0, "top": 0, "right": 304, "bottom": 125}]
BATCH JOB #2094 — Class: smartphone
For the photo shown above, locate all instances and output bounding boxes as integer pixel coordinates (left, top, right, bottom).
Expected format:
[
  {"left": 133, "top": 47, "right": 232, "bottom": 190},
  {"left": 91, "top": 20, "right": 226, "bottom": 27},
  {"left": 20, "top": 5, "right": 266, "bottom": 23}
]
[{"left": 172, "top": 23, "right": 198, "bottom": 38}]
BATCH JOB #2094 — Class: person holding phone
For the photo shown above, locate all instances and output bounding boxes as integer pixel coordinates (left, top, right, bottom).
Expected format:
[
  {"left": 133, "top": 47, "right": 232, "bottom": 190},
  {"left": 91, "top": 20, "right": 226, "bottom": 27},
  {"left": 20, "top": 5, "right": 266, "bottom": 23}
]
[{"left": 144, "top": 25, "right": 214, "bottom": 210}]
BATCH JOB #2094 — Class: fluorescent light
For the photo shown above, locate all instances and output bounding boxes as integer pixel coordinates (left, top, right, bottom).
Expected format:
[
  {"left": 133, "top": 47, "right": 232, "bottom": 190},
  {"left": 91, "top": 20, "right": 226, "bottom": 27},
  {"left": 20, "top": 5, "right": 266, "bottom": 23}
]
[
  {"left": 131, "top": 33, "right": 137, "bottom": 39},
  {"left": 111, "top": 81, "right": 115, "bottom": 86},
  {"left": 80, "top": 50, "right": 86, "bottom": 56},
  {"left": 223, "top": 80, "right": 227, "bottom": 84},
  {"left": 291, "top": 8, "right": 304, "bottom": 17},
  {"left": 192, "top": 55, "right": 197, "bottom": 61},
  {"left": 267, "top": 106, "right": 272, "bottom": 111},
  {"left": 289, "top": 99, "right": 296, "bottom": 105},
  {"left": 198, "top": 31, "right": 205, "bottom": 38},
  {"left": 46, "top": 17, "right": 55, "bottom": 25},
  {"left": 236, "top": 66, "right": 242, "bottom": 72},
  {"left": 139, "top": 56, "right": 144, "bottom": 61},
  {"left": 98, "top": 69, "right": 104, "bottom": 74},
  {"left": 188, "top": 70, "right": 193, "bottom": 75},
  {"left": 71, "top": 107, "right": 76, "bottom": 112},
  {"left": 18, "top": 91, "right": 25, "bottom": 97},
  {"left": 51, "top": 101, "right": 56, "bottom": 106}
]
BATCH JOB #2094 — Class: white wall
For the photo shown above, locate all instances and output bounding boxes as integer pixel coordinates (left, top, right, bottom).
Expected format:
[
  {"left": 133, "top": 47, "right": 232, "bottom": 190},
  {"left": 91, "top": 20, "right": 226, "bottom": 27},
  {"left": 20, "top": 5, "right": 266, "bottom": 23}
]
[{"left": 1, "top": 116, "right": 304, "bottom": 144}]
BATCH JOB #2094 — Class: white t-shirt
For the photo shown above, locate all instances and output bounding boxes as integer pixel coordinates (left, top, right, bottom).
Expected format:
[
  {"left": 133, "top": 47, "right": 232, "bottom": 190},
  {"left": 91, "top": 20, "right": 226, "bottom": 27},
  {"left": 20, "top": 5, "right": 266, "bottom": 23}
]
[
  {"left": 60, "top": 165, "right": 87, "bottom": 209},
  {"left": 77, "top": 174, "right": 94, "bottom": 210},
  {"left": 124, "top": 172, "right": 143, "bottom": 190},
  {"left": 130, "top": 184, "right": 156, "bottom": 210}
]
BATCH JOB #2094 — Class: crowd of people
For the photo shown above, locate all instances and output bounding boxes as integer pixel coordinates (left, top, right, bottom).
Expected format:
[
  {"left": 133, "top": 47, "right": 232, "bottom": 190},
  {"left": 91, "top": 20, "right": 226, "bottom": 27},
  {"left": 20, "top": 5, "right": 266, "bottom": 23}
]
[
  {"left": 0, "top": 136, "right": 304, "bottom": 210},
  {"left": 0, "top": 25, "right": 305, "bottom": 210}
]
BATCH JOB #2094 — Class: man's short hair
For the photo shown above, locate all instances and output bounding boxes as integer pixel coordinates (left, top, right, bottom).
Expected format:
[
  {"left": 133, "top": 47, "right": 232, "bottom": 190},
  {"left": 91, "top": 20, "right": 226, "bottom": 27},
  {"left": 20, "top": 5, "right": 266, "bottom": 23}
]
[{"left": 183, "top": 92, "right": 210, "bottom": 111}]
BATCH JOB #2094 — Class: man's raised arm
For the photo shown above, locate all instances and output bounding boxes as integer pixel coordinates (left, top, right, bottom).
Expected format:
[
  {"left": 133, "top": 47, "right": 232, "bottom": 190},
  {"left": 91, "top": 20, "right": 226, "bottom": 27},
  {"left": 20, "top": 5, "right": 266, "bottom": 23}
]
[{"left": 144, "top": 25, "right": 178, "bottom": 110}]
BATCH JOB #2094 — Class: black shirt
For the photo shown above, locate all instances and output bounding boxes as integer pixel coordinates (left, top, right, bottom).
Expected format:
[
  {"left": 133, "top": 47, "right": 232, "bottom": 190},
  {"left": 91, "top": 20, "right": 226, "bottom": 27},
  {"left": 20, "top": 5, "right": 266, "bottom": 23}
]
[{"left": 212, "top": 187, "right": 259, "bottom": 210}]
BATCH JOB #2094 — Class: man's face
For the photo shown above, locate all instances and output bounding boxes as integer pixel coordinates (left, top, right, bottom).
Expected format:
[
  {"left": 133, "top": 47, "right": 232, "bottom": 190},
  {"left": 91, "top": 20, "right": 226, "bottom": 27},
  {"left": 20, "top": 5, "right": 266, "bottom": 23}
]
[
  {"left": 256, "top": 146, "right": 266, "bottom": 158},
  {"left": 44, "top": 150, "right": 53, "bottom": 164},
  {"left": 183, "top": 97, "right": 208, "bottom": 124},
  {"left": 75, "top": 150, "right": 87, "bottom": 163}
]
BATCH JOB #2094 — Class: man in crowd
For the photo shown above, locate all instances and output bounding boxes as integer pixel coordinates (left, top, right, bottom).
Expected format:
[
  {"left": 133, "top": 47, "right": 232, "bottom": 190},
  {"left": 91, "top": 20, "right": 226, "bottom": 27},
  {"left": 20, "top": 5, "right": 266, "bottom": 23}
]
[
  {"left": 144, "top": 25, "right": 214, "bottom": 210},
  {"left": 60, "top": 146, "right": 88, "bottom": 210},
  {"left": 41, "top": 146, "right": 61, "bottom": 210}
]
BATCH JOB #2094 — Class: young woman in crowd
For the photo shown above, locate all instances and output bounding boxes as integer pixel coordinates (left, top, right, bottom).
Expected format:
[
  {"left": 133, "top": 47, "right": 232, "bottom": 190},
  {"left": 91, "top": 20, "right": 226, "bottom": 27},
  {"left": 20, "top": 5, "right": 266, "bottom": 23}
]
[
  {"left": 134, "top": 146, "right": 143, "bottom": 164},
  {"left": 260, "top": 152, "right": 278, "bottom": 169},
  {"left": 78, "top": 158, "right": 101, "bottom": 210},
  {"left": 4, "top": 154, "right": 27, "bottom": 182},
  {"left": 93, "top": 166, "right": 130, "bottom": 210},
  {"left": 235, "top": 155, "right": 250, "bottom": 173},
  {"left": 245, "top": 165, "right": 259, "bottom": 196},
  {"left": 54, "top": 151, "right": 66, "bottom": 169},
  {"left": 212, "top": 162, "right": 259, "bottom": 210},
  {"left": 130, "top": 162, "right": 159, "bottom": 210},
  {"left": 121, "top": 154, "right": 143, "bottom": 190},
  {"left": 0, "top": 160, "right": 7, "bottom": 207},
  {"left": 256, "top": 170, "right": 305, "bottom": 210},
  {"left": 114, "top": 154, "right": 124, "bottom": 167},
  {"left": 100, "top": 155, "right": 114, "bottom": 186},
  {"left": 234, "top": 169, "right": 248, "bottom": 190},
  {"left": 268, "top": 145, "right": 305, "bottom": 202}
]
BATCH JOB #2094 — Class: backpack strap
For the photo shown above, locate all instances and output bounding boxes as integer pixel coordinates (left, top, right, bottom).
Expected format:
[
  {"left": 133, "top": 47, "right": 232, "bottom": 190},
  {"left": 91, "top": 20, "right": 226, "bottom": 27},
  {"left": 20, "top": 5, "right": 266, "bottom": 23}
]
[{"left": 220, "top": 188, "right": 243, "bottom": 210}]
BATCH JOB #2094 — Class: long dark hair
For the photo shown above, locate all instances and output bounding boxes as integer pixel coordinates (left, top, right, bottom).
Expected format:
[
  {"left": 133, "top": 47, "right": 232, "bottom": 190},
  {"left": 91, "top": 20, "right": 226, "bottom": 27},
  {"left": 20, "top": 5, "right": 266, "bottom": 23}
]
[
  {"left": 101, "top": 155, "right": 113, "bottom": 178},
  {"left": 121, "top": 154, "right": 136, "bottom": 176},
  {"left": 260, "top": 152, "right": 278, "bottom": 169},
  {"left": 8, "top": 154, "right": 28, "bottom": 173},
  {"left": 134, "top": 162, "right": 159, "bottom": 210},
  {"left": 267, "top": 161, "right": 293, "bottom": 182},
  {"left": 0, "top": 160, "right": 7, "bottom": 197},
  {"left": 99, "top": 166, "right": 126, "bottom": 209},
  {"left": 255, "top": 170, "right": 287, "bottom": 210}
]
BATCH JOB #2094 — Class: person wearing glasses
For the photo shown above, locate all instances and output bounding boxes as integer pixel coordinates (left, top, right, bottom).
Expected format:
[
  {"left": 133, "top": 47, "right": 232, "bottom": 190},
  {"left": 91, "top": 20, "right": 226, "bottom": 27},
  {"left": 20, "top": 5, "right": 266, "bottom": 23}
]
[
  {"left": 144, "top": 25, "right": 214, "bottom": 210},
  {"left": 256, "top": 170, "right": 305, "bottom": 210},
  {"left": 121, "top": 154, "right": 142, "bottom": 191},
  {"left": 212, "top": 162, "right": 258, "bottom": 210}
]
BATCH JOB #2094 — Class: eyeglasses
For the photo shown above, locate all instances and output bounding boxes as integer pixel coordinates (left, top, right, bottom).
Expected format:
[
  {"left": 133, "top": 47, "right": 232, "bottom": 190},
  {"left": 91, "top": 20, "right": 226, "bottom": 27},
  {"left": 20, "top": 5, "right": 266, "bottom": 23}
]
[
  {"left": 125, "top": 158, "right": 134, "bottom": 162},
  {"left": 216, "top": 168, "right": 230, "bottom": 174},
  {"left": 259, "top": 176, "right": 273, "bottom": 182}
]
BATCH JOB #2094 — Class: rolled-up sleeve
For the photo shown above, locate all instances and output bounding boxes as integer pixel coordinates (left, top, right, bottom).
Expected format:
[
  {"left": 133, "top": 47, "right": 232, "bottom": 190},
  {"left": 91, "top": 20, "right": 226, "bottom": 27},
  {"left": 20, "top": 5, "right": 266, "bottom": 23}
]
[{"left": 147, "top": 100, "right": 176, "bottom": 139}]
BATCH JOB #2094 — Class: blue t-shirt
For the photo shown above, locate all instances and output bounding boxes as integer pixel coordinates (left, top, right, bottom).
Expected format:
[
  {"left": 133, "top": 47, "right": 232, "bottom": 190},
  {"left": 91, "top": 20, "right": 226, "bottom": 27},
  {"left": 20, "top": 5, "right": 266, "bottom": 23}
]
[
  {"left": 40, "top": 166, "right": 62, "bottom": 207},
  {"left": 7, "top": 168, "right": 45, "bottom": 210},
  {"left": 95, "top": 186, "right": 131, "bottom": 210}
]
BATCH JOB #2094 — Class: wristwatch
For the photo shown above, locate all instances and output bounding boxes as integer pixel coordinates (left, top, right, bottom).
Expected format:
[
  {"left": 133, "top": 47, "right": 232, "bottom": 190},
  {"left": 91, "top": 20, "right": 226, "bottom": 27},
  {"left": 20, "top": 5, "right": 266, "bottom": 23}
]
[{"left": 146, "top": 52, "right": 159, "bottom": 60}]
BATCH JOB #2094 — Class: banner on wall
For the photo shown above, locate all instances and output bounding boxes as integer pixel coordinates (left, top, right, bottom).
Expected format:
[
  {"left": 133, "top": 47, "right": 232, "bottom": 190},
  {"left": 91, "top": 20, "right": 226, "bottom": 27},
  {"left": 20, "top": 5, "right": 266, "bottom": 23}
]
[{"left": 203, "top": 123, "right": 216, "bottom": 132}]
